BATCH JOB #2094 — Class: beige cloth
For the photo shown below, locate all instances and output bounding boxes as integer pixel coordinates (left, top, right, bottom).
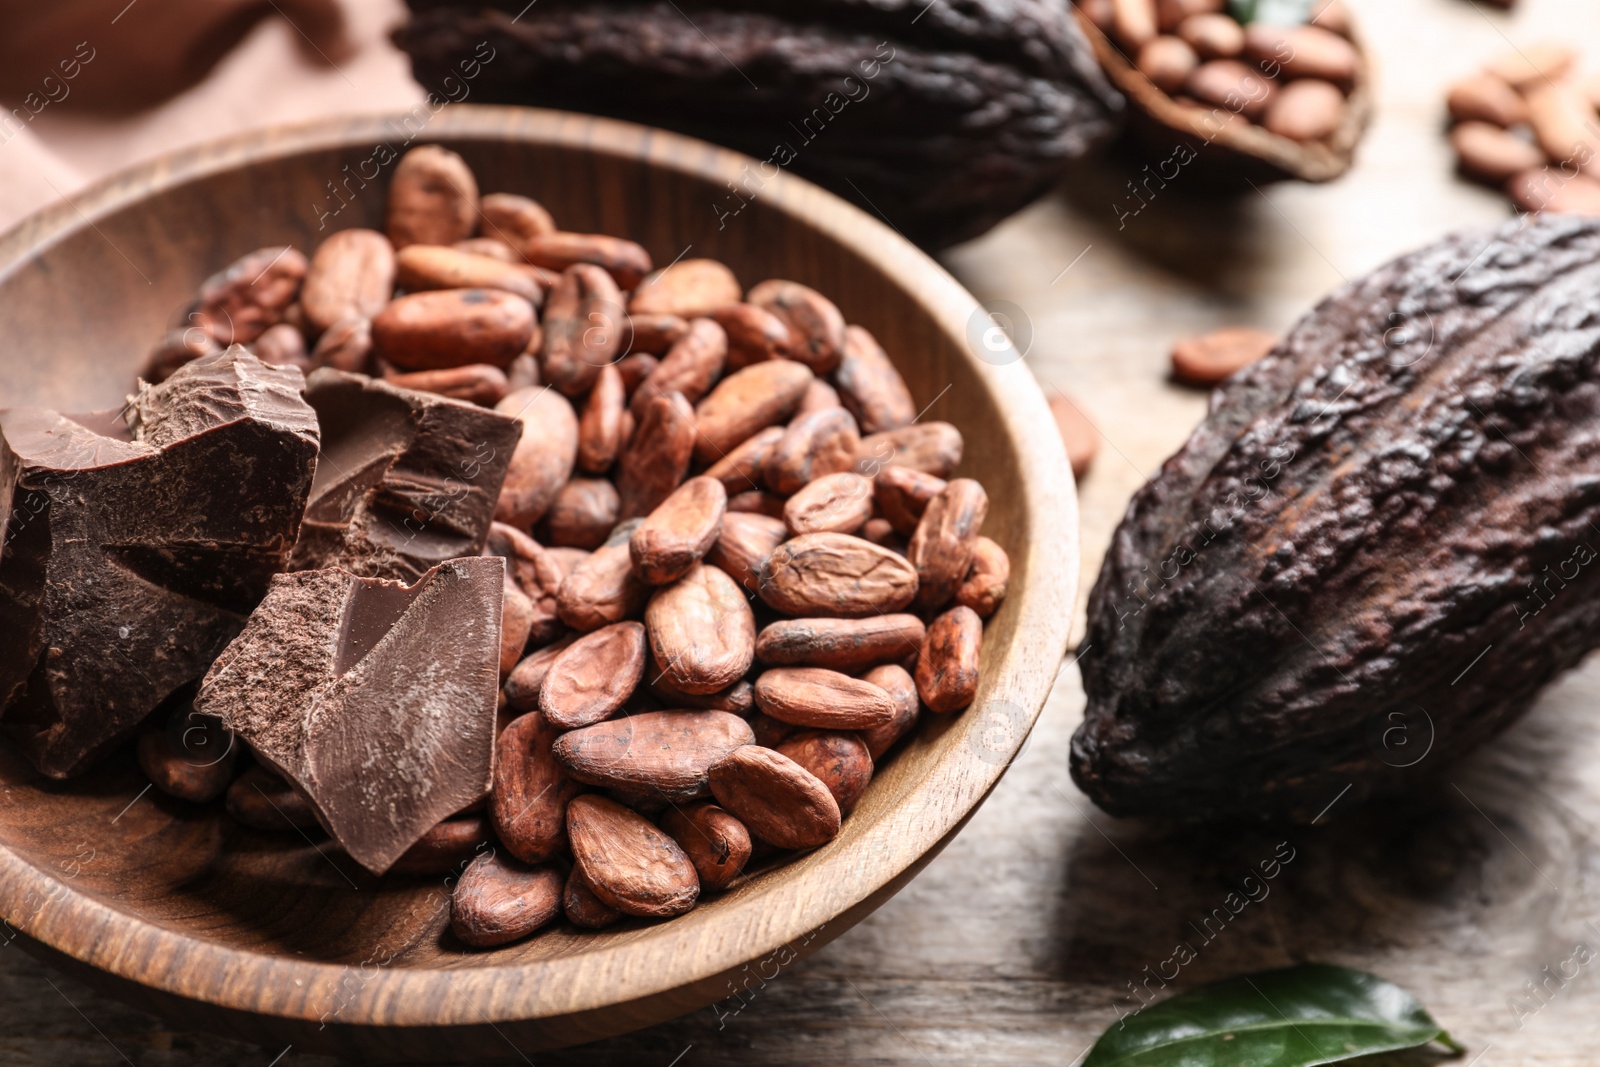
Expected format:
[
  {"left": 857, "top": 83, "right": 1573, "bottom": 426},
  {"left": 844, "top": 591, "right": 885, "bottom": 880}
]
[{"left": 0, "top": 0, "right": 423, "bottom": 234}]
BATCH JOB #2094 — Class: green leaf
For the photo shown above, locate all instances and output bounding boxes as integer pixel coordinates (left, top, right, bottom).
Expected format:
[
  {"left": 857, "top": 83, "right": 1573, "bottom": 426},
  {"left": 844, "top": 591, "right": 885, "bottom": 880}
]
[
  {"left": 1227, "top": 0, "right": 1316, "bottom": 24},
  {"left": 1084, "top": 964, "right": 1463, "bottom": 1067}
]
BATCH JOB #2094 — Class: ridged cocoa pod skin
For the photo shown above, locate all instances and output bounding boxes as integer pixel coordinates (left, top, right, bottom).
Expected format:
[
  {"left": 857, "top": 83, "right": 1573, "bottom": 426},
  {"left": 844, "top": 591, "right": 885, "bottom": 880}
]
[
  {"left": 395, "top": 0, "right": 1122, "bottom": 249},
  {"left": 1073, "top": 216, "right": 1600, "bottom": 824}
]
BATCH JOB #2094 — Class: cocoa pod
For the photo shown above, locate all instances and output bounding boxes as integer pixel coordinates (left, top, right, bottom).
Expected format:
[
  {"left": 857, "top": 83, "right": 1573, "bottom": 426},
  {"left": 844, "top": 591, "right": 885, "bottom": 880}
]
[
  {"left": 577, "top": 363, "right": 626, "bottom": 474},
  {"left": 384, "top": 363, "right": 509, "bottom": 407},
  {"left": 626, "top": 316, "right": 688, "bottom": 357},
  {"left": 858, "top": 663, "right": 921, "bottom": 760},
  {"left": 501, "top": 575, "right": 536, "bottom": 673},
  {"left": 373, "top": 289, "right": 535, "bottom": 370},
  {"left": 630, "top": 317, "right": 728, "bottom": 418},
  {"left": 522, "top": 232, "right": 652, "bottom": 290},
  {"left": 301, "top": 228, "right": 395, "bottom": 333},
  {"left": 540, "top": 263, "right": 626, "bottom": 397},
  {"left": 564, "top": 866, "right": 622, "bottom": 928},
  {"left": 136, "top": 705, "right": 237, "bottom": 804},
  {"left": 492, "top": 710, "right": 585, "bottom": 862},
  {"left": 450, "top": 851, "right": 564, "bottom": 947},
  {"left": 761, "top": 533, "right": 919, "bottom": 617},
  {"left": 226, "top": 765, "right": 321, "bottom": 832},
  {"left": 556, "top": 531, "right": 650, "bottom": 632},
  {"left": 705, "top": 512, "right": 788, "bottom": 596},
  {"left": 916, "top": 606, "right": 982, "bottom": 713},
  {"left": 704, "top": 425, "right": 785, "bottom": 495},
  {"left": 503, "top": 634, "right": 578, "bottom": 712},
  {"left": 765, "top": 407, "right": 861, "bottom": 495},
  {"left": 631, "top": 477, "right": 728, "bottom": 585},
  {"left": 553, "top": 710, "right": 754, "bottom": 802},
  {"left": 693, "top": 360, "right": 813, "bottom": 463},
  {"left": 195, "top": 246, "right": 307, "bottom": 345},
  {"left": 1075, "top": 216, "right": 1600, "bottom": 823},
  {"left": 707, "top": 746, "right": 841, "bottom": 850},
  {"left": 784, "top": 471, "right": 873, "bottom": 536},
  {"left": 745, "top": 280, "right": 847, "bottom": 374},
  {"left": 567, "top": 795, "right": 700, "bottom": 918},
  {"left": 755, "top": 614, "right": 924, "bottom": 673},
  {"left": 711, "top": 303, "right": 791, "bottom": 369},
  {"left": 834, "top": 325, "right": 916, "bottom": 434},
  {"left": 545, "top": 478, "right": 621, "bottom": 550},
  {"left": 479, "top": 191, "right": 557, "bottom": 248},
  {"left": 616, "top": 392, "right": 696, "bottom": 519},
  {"left": 494, "top": 386, "right": 579, "bottom": 528},
  {"left": 540, "top": 621, "right": 648, "bottom": 729},
  {"left": 645, "top": 563, "right": 756, "bottom": 695},
  {"left": 394, "top": 244, "right": 547, "bottom": 304},
  {"left": 777, "top": 731, "right": 873, "bottom": 815},
  {"left": 391, "top": 815, "right": 490, "bottom": 875},
  {"left": 755, "top": 667, "right": 897, "bottom": 730},
  {"left": 630, "top": 259, "right": 741, "bottom": 319},
  {"left": 387, "top": 145, "right": 478, "bottom": 249},
  {"left": 855, "top": 422, "right": 963, "bottom": 478},
  {"left": 956, "top": 536, "right": 1010, "bottom": 618},
  {"left": 311, "top": 315, "right": 373, "bottom": 373},
  {"left": 875, "top": 466, "right": 946, "bottom": 536},
  {"left": 797, "top": 379, "right": 842, "bottom": 417},
  {"left": 659, "top": 802, "right": 752, "bottom": 891},
  {"left": 908, "top": 478, "right": 989, "bottom": 611}
]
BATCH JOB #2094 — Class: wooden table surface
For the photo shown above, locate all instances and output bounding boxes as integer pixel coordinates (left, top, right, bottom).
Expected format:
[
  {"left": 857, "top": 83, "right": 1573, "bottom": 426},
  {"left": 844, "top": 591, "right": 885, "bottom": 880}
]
[{"left": 6, "top": 0, "right": 1600, "bottom": 1062}]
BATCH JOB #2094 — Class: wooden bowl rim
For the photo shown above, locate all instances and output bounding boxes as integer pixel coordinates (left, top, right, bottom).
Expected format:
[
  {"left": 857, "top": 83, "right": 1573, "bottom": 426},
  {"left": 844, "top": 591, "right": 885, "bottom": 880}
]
[{"left": 0, "top": 105, "right": 1077, "bottom": 1028}]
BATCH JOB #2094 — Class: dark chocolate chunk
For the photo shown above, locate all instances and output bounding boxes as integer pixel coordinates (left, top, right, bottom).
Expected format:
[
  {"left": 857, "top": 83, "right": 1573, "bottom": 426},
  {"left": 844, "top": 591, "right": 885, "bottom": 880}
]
[
  {"left": 196, "top": 556, "right": 504, "bottom": 875},
  {"left": 0, "top": 348, "right": 319, "bottom": 778},
  {"left": 290, "top": 369, "right": 522, "bottom": 582}
]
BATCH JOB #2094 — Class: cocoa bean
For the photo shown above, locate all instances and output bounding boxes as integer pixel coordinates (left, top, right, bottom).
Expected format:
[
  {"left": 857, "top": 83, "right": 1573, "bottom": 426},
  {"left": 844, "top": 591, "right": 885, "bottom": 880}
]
[
  {"left": 1452, "top": 121, "right": 1547, "bottom": 185},
  {"left": 659, "top": 802, "right": 751, "bottom": 890},
  {"left": 755, "top": 615, "right": 925, "bottom": 673},
  {"left": 1137, "top": 35, "right": 1198, "bottom": 94},
  {"left": 1112, "top": 0, "right": 1158, "bottom": 49},
  {"left": 626, "top": 316, "right": 689, "bottom": 357},
  {"left": 629, "top": 258, "right": 742, "bottom": 319},
  {"left": 564, "top": 866, "right": 622, "bottom": 928},
  {"left": 861, "top": 518, "right": 902, "bottom": 549},
  {"left": 711, "top": 303, "right": 791, "bottom": 369},
  {"left": 1446, "top": 72, "right": 1526, "bottom": 128},
  {"left": 384, "top": 364, "right": 509, "bottom": 407},
  {"left": 616, "top": 392, "right": 695, "bottom": 519},
  {"left": 855, "top": 422, "right": 963, "bottom": 478},
  {"left": 554, "top": 710, "right": 754, "bottom": 802},
  {"left": 1176, "top": 13, "right": 1243, "bottom": 59},
  {"left": 567, "top": 795, "right": 700, "bottom": 918},
  {"left": 1484, "top": 42, "right": 1575, "bottom": 90},
  {"left": 486, "top": 521, "right": 564, "bottom": 605},
  {"left": 144, "top": 326, "right": 220, "bottom": 382},
  {"left": 631, "top": 477, "right": 728, "bottom": 585},
  {"left": 1507, "top": 169, "right": 1600, "bottom": 215},
  {"left": 833, "top": 325, "right": 916, "bottom": 434},
  {"left": 540, "top": 621, "right": 648, "bottom": 729},
  {"left": 1157, "top": 0, "right": 1222, "bottom": 29},
  {"left": 727, "top": 490, "right": 787, "bottom": 518},
  {"left": 541, "top": 263, "right": 625, "bottom": 397},
  {"left": 784, "top": 471, "right": 873, "bottom": 536},
  {"left": 646, "top": 563, "right": 756, "bottom": 695},
  {"left": 749, "top": 712, "right": 800, "bottom": 749},
  {"left": 875, "top": 466, "right": 946, "bottom": 536},
  {"left": 1243, "top": 24, "right": 1358, "bottom": 87},
  {"left": 707, "top": 746, "right": 841, "bottom": 850},
  {"left": 479, "top": 191, "right": 557, "bottom": 248},
  {"left": 1524, "top": 84, "right": 1600, "bottom": 178},
  {"left": 556, "top": 534, "right": 651, "bottom": 632},
  {"left": 395, "top": 244, "right": 546, "bottom": 304},
  {"left": 746, "top": 280, "right": 846, "bottom": 374},
  {"left": 450, "top": 851, "right": 564, "bottom": 947},
  {"left": 704, "top": 425, "right": 785, "bottom": 494},
  {"left": 136, "top": 705, "right": 237, "bottom": 804},
  {"left": 195, "top": 246, "right": 307, "bottom": 345},
  {"left": 755, "top": 667, "right": 897, "bottom": 730},
  {"left": 522, "top": 232, "right": 652, "bottom": 290},
  {"left": 1170, "top": 326, "right": 1277, "bottom": 386},
  {"left": 373, "top": 288, "right": 535, "bottom": 370},
  {"left": 956, "top": 536, "right": 1010, "bottom": 619},
  {"left": 1263, "top": 79, "right": 1346, "bottom": 143},
  {"left": 761, "top": 533, "right": 919, "bottom": 617},
  {"left": 777, "top": 731, "right": 873, "bottom": 815},
  {"left": 650, "top": 672, "right": 756, "bottom": 715},
  {"left": 858, "top": 664, "right": 921, "bottom": 760},
  {"left": 226, "top": 765, "right": 321, "bottom": 832},
  {"left": 909, "top": 478, "right": 989, "bottom": 611},
  {"left": 1185, "top": 59, "right": 1276, "bottom": 121},
  {"left": 705, "top": 512, "right": 788, "bottom": 595},
  {"left": 1049, "top": 392, "right": 1099, "bottom": 477},
  {"left": 251, "top": 323, "right": 310, "bottom": 373},
  {"left": 494, "top": 385, "right": 579, "bottom": 527},
  {"left": 491, "top": 710, "right": 585, "bottom": 862},
  {"left": 455, "top": 237, "right": 522, "bottom": 263},
  {"left": 503, "top": 634, "right": 578, "bottom": 712},
  {"left": 577, "top": 362, "right": 626, "bottom": 474},
  {"left": 796, "top": 379, "right": 843, "bottom": 417},
  {"left": 391, "top": 814, "right": 490, "bottom": 875},
  {"left": 765, "top": 407, "right": 861, "bottom": 495},
  {"left": 545, "top": 478, "right": 621, "bottom": 550},
  {"left": 501, "top": 574, "right": 535, "bottom": 674},
  {"left": 301, "top": 228, "right": 395, "bottom": 333},
  {"left": 630, "top": 317, "right": 728, "bottom": 418},
  {"left": 387, "top": 145, "right": 478, "bottom": 249},
  {"left": 693, "top": 360, "right": 813, "bottom": 463},
  {"left": 916, "top": 606, "right": 982, "bottom": 713},
  {"left": 311, "top": 315, "right": 373, "bottom": 373}
]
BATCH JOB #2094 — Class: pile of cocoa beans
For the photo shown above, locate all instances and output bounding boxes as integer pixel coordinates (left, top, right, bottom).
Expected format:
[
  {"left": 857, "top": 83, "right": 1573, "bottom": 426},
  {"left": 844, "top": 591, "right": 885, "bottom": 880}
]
[
  {"left": 1076, "top": 0, "right": 1359, "bottom": 144},
  {"left": 144, "top": 144, "right": 1010, "bottom": 948},
  {"left": 1446, "top": 44, "right": 1600, "bottom": 215}
]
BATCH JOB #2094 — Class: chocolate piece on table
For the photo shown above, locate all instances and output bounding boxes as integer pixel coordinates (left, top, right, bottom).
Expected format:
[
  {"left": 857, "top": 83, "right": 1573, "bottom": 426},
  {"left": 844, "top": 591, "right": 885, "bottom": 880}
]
[
  {"left": 196, "top": 556, "right": 504, "bottom": 875},
  {"left": 0, "top": 349, "right": 318, "bottom": 778},
  {"left": 290, "top": 369, "right": 521, "bottom": 582}
]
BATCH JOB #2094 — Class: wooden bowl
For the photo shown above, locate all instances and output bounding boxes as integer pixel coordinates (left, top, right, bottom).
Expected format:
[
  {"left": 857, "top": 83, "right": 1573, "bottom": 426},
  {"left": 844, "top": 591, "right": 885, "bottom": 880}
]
[{"left": 0, "top": 107, "right": 1077, "bottom": 1060}]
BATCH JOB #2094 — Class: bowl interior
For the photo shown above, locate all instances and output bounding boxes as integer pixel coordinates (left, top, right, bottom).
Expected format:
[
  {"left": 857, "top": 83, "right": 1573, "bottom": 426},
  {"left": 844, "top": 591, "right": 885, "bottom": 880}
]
[{"left": 0, "top": 108, "right": 1074, "bottom": 1049}]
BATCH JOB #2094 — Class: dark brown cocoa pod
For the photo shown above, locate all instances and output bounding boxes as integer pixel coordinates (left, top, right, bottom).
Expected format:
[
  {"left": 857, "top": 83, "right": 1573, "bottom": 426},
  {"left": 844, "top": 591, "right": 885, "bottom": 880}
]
[
  {"left": 916, "top": 606, "right": 981, "bottom": 714},
  {"left": 833, "top": 324, "right": 916, "bottom": 434},
  {"left": 776, "top": 731, "right": 873, "bottom": 815},
  {"left": 492, "top": 711, "right": 586, "bottom": 862},
  {"left": 659, "top": 802, "right": 752, "bottom": 890},
  {"left": 541, "top": 263, "right": 626, "bottom": 397},
  {"left": 395, "top": 1, "right": 1122, "bottom": 249},
  {"left": 545, "top": 478, "right": 621, "bottom": 550},
  {"left": 564, "top": 865, "right": 622, "bottom": 928},
  {"left": 616, "top": 392, "right": 696, "bottom": 519},
  {"left": 137, "top": 702, "right": 237, "bottom": 804},
  {"left": 1073, "top": 216, "right": 1600, "bottom": 823},
  {"left": 450, "top": 851, "right": 564, "bottom": 947}
]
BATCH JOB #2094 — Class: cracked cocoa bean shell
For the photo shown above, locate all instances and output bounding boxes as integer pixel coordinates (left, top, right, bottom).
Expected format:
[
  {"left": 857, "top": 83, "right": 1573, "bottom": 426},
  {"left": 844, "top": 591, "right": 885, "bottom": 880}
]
[
  {"left": 394, "top": 0, "right": 1122, "bottom": 249},
  {"left": 1073, "top": 215, "right": 1600, "bottom": 823}
]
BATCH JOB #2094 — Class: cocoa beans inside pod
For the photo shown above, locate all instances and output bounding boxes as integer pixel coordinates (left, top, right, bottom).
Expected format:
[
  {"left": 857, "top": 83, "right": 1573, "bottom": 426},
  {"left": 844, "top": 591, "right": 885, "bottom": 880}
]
[
  {"left": 567, "top": 795, "right": 700, "bottom": 918},
  {"left": 450, "top": 851, "right": 564, "bottom": 948},
  {"left": 553, "top": 710, "right": 755, "bottom": 804},
  {"left": 1073, "top": 215, "right": 1600, "bottom": 823}
]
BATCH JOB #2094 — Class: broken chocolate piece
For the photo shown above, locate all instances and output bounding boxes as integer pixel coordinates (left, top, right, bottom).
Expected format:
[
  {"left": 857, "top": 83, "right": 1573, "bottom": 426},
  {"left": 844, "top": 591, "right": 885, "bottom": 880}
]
[
  {"left": 0, "top": 349, "right": 319, "bottom": 778},
  {"left": 289, "top": 369, "right": 521, "bottom": 582},
  {"left": 196, "top": 556, "right": 504, "bottom": 875}
]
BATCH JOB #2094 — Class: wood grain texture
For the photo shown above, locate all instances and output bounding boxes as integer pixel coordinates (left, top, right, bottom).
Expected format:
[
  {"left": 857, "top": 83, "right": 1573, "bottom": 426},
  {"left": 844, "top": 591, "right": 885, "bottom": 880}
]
[
  {"left": 6, "top": 0, "right": 1600, "bottom": 1064},
  {"left": 0, "top": 107, "right": 1076, "bottom": 1058}
]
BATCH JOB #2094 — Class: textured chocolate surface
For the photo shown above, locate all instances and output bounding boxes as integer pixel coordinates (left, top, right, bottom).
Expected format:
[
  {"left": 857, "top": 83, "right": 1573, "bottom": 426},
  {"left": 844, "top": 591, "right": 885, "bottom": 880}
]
[
  {"left": 290, "top": 369, "right": 521, "bottom": 582},
  {"left": 196, "top": 556, "right": 504, "bottom": 874},
  {"left": 0, "top": 349, "right": 318, "bottom": 778}
]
